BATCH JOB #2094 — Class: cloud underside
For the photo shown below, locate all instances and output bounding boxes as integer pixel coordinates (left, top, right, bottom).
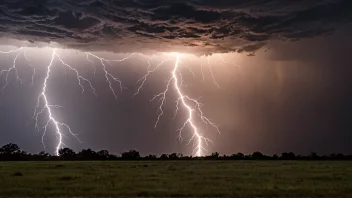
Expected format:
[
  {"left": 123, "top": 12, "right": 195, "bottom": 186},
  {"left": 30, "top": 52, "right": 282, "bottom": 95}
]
[{"left": 0, "top": 0, "right": 351, "bottom": 54}]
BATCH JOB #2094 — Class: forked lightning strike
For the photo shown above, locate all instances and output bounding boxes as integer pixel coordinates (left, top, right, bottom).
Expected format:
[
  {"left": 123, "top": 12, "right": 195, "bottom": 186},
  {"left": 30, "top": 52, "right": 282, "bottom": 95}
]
[
  {"left": 32, "top": 49, "right": 101, "bottom": 155},
  {"left": 56, "top": 54, "right": 97, "bottom": 96},
  {"left": 85, "top": 52, "right": 129, "bottom": 99},
  {"left": 0, "top": 47, "right": 223, "bottom": 156},
  {"left": 135, "top": 54, "right": 220, "bottom": 156},
  {"left": 207, "top": 57, "right": 222, "bottom": 89},
  {"left": 34, "top": 50, "right": 136, "bottom": 155},
  {"left": 134, "top": 59, "right": 170, "bottom": 96},
  {"left": 33, "top": 50, "right": 82, "bottom": 155},
  {"left": 220, "top": 54, "right": 242, "bottom": 72},
  {"left": 0, "top": 47, "right": 43, "bottom": 87},
  {"left": 0, "top": 49, "right": 23, "bottom": 91},
  {"left": 23, "top": 49, "right": 41, "bottom": 85}
]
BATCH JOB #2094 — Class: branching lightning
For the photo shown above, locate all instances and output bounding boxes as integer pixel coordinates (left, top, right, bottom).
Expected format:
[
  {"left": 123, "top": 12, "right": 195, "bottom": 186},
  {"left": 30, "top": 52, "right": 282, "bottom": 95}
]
[
  {"left": 33, "top": 50, "right": 138, "bottom": 155},
  {"left": 33, "top": 50, "right": 82, "bottom": 155},
  {"left": 23, "top": 49, "right": 41, "bottom": 85},
  {"left": 0, "top": 48, "right": 23, "bottom": 91},
  {"left": 207, "top": 56, "right": 222, "bottom": 89},
  {"left": 220, "top": 54, "right": 242, "bottom": 72},
  {"left": 134, "top": 59, "right": 170, "bottom": 96},
  {"left": 0, "top": 48, "right": 124, "bottom": 155},
  {"left": 56, "top": 54, "right": 97, "bottom": 96},
  {"left": 32, "top": 49, "right": 103, "bottom": 155},
  {"left": 0, "top": 47, "right": 223, "bottom": 156},
  {"left": 85, "top": 52, "right": 129, "bottom": 99},
  {"left": 135, "top": 54, "right": 220, "bottom": 156}
]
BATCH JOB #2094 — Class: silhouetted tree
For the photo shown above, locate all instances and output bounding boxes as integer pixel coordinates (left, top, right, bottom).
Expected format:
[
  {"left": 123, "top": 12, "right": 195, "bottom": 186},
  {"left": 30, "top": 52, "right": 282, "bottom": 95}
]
[
  {"left": 169, "top": 153, "right": 182, "bottom": 160},
  {"left": 121, "top": 150, "right": 140, "bottom": 160},
  {"left": 280, "top": 152, "right": 296, "bottom": 160},
  {"left": 309, "top": 152, "right": 320, "bottom": 160},
  {"left": 272, "top": 154, "right": 279, "bottom": 160},
  {"left": 252, "top": 152, "right": 266, "bottom": 160},
  {"left": 19, "top": 151, "right": 27, "bottom": 156},
  {"left": 230, "top": 153, "right": 244, "bottom": 160},
  {"left": 59, "top": 148, "right": 76, "bottom": 160},
  {"left": 181, "top": 155, "right": 193, "bottom": 160},
  {"left": 2, "top": 142, "right": 352, "bottom": 161},
  {"left": 205, "top": 152, "right": 219, "bottom": 160},
  {"left": 160, "top": 154, "right": 168, "bottom": 160},
  {"left": 336, "top": 153, "right": 345, "bottom": 160},
  {"left": 39, "top": 151, "right": 50, "bottom": 157},
  {"left": 108, "top": 154, "right": 118, "bottom": 160},
  {"left": 97, "top": 150, "right": 110, "bottom": 160},
  {"left": 0, "top": 143, "right": 20, "bottom": 155},
  {"left": 78, "top": 149, "right": 97, "bottom": 160},
  {"left": 97, "top": 150, "right": 109, "bottom": 157},
  {"left": 29, "top": 151, "right": 50, "bottom": 161},
  {"left": 144, "top": 154, "right": 157, "bottom": 160},
  {"left": 0, "top": 143, "right": 23, "bottom": 160}
]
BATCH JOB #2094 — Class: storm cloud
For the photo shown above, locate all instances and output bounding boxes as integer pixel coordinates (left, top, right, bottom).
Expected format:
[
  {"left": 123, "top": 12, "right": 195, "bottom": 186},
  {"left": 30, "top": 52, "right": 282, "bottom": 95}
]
[{"left": 0, "top": 0, "right": 351, "bottom": 54}]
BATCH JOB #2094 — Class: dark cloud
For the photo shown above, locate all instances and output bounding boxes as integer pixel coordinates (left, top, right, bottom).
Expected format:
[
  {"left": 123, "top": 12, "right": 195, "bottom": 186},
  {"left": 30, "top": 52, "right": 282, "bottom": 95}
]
[{"left": 0, "top": 0, "right": 351, "bottom": 53}]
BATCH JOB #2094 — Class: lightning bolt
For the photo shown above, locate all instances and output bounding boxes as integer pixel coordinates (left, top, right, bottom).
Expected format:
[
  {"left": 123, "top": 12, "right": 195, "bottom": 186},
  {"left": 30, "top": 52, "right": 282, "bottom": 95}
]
[
  {"left": 0, "top": 47, "right": 221, "bottom": 157},
  {"left": 220, "top": 54, "right": 242, "bottom": 72},
  {"left": 33, "top": 49, "right": 96, "bottom": 155},
  {"left": 0, "top": 47, "right": 44, "bottom": 87},
  {"left": 206, "top": 56, "right": 221, "bottom": 89},
  {"left": 23, "top": 49, "right": 41, "bottom": 85},
  {"left": 85, "top": 52, "right": 96, "bottom": 76},
  {"left": 32, "top": 51, "right": 137, "bottom": 154},
  {"left": 134, "top": 59, "right": 170, "bottom": 96},
  {"left": 136, "top": 54, "right": 220, "bottom": 156},
  {"left": 0, "top": 48, "right": 24, "bottom": 91},
  {"left": 56, "top": 54, "right": 97, "bottom": 96},
  {"left": 200, "top": 59, "right": 205, "bottom": 82},
  {"left": 173, "top": 55, "right": 220, "bottom": 156},
  {"left": 85, "top": 52, "right": 129, "bottom": 99}
]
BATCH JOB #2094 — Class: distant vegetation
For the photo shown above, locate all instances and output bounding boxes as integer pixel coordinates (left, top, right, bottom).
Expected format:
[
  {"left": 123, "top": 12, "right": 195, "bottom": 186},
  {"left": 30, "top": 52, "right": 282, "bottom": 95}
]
[{"left": 1, "top": 143, "right": 351, "bottom": 161}]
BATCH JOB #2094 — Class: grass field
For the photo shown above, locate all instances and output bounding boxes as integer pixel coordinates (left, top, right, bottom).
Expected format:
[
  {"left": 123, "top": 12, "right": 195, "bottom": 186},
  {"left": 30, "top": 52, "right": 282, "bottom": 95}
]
[{"left": 0, "top": 161, "right": 351, "bottom": 197}]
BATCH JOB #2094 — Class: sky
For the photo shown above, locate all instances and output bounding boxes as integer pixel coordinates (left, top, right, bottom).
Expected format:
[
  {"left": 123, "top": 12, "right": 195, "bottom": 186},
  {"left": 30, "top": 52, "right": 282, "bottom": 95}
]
[{"left": 0, "top": 0, "right": 351, "bottom": 156}]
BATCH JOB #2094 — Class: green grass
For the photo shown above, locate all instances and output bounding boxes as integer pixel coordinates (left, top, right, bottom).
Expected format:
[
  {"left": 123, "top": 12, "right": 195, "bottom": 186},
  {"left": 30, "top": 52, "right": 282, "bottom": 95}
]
[{"left": 0, "top": 161, "right": 352, "bottom": 197}]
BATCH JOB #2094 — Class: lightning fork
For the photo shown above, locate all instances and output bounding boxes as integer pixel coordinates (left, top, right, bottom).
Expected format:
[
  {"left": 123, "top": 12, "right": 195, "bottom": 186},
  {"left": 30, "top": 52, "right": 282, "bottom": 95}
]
[
  {"left": 0, "top": 50, "right": 24, "bottom": 91},
  {"left": 0, "top": 48, "right": 23, "bottom": 54},
  {"left": 32, "top": 51, "right": 139, "bottom": 153},
  {"left": 56, "top": 53, "right": 97, "bottom": 96},
  {"left": 33, "top": 49, "right": 100, "bottom": 155},
  {"left": 134, "top": 59, "right": 170, "bottom": 96},
  {"left": 33, "top": 50, "right": 73, "bottom": 155},
  {"left": 200, "top": 59, "right": 205, "bottom": 82},
  {"left": 220, "top": 54, "right": 242, "bottom": 72},
  {"left": 207, "top": 56, "right": 222, "bottom": 89},
  {"left": 85, "top": 52, "right": 97, "bottom": 76},
  {"left": 148, "top": 55, "right": 219, "bottom": 156},
  {"left": 0, "top": 48, "right": 44, "bottom": 87},
  {"left": 0, "top": 47, "right": 221, "bottom": 156},
  {"left": 86, "top": 52, "right": 128, "bottom": 99},
  {"left": 23, "top": 49, "right": 41, "bottom": 85}
]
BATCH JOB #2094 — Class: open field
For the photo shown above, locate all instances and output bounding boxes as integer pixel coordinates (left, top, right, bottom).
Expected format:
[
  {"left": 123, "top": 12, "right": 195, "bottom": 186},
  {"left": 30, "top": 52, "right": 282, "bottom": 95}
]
[{"left": 0, "top": 161, "right": 352, "bottom": 197}]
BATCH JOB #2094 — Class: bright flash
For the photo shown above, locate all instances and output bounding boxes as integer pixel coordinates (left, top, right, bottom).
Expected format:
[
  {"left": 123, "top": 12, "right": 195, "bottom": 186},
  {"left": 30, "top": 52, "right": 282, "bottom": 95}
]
[
  {"left": 136, "top": 53, "right": 221, "bottom": 156},
  {"left": 0, "top": 48, "right": 225, "bottom": 156}
]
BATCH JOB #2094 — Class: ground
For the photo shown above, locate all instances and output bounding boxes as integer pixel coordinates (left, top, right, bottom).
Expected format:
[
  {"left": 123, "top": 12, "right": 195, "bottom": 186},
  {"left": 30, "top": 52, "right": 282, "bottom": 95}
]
[{"left": 0, "top": 161, "right": 351, "bottom": 197}]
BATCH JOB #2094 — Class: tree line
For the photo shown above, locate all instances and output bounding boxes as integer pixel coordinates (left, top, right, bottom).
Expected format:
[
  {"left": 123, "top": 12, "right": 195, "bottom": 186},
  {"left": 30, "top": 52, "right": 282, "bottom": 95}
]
[{"left": 1, "top": 143, "right": 352, "bottom": 161}]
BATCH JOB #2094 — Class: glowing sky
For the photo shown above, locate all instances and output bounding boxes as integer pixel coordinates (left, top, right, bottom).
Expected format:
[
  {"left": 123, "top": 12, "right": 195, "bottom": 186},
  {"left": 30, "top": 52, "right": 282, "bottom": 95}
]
[{"left": 0, "top": 0, "right": 352, "bottom": 155}]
